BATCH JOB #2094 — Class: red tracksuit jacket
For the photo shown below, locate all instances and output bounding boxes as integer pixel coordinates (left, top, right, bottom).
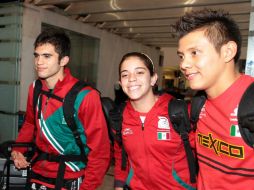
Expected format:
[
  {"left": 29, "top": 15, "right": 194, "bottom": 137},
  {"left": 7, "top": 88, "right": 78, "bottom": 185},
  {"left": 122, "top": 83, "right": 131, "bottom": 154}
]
[
  {"left": 114, "top": 93, "right": 196, "bottom": 190},
  {"left": 16, "top": 68, "right": 110, "bottom": 190},
  {"left": 196, "top": 74, "right": 254, "bottom": 190}
]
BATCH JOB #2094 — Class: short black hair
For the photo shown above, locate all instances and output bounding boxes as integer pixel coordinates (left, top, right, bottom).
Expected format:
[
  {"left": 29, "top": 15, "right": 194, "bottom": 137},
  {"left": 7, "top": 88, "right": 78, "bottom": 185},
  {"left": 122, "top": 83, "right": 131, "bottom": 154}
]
[
  {"left": 173, "top": 8, "right": 242, "bottom": 63},
  {"left": 34, "top": 28, "right": 71, "bottom": 60}
]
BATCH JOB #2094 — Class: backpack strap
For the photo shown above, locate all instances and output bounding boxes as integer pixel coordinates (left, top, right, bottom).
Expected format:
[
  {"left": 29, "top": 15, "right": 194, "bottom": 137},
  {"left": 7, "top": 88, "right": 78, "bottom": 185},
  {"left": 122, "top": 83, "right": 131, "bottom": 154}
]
[
  {"left": 190, "top": 94, "right": 206, "bottom": 130},
  {"left": 168, "top": 99, "right": 196, "bottom": 183},
  {"left": 238, "top": 82, "right": 254, "bottom": 148},
  {"left": 33, "top": 80, "right": 42, "bottom": 118},
  {"left": 63, "top": 80, "right": 88, "bottom": 162},
  {"left": 100, "top": 97, "right": 116, "bottom": 144},
  {"left": 109, "top": 103, "right": 126, "bottom": 144},
  {"left": 109, "top": 102, "right": 128, "bottom": 170}
]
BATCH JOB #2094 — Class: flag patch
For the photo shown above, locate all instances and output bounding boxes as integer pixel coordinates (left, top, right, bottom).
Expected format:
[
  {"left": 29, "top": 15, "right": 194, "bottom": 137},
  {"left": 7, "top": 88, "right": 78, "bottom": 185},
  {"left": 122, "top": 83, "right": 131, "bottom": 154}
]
[
  {"left": 230, "top": 125, "right": 241, "bottom": 137},
  {"left": 157, "top": 131, "right": 170, "bottom": 140}
]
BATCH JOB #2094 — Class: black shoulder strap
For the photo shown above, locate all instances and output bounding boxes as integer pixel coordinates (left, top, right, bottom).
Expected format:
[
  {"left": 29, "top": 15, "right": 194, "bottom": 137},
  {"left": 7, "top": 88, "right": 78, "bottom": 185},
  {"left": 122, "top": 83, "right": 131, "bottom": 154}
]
[
  {"left": 238, "top": 82, "right": 254, "bottom": 148},
  {"left": 109, "top": 102, "right": 127, "bottom": 170},
  {"left": 109, "top": 102, "right": 126, "bottom": 144},
  {"left": 190, "top": 94, "right": 206, "bottom": 130},
  {"left": 168, "top": 99, "right": 196, "bottom": 183},
  {"left": 63, "top": 80, "right": 88, "bottom": 162},
  {"left": 168, "top": 99, "right": 191, "bottom": 132},
  {"left": 33, "top": 79, "right": 42, "bottom": 118},
  {"left": 100, "top": 97, "right": 116, "bottom": 144}
]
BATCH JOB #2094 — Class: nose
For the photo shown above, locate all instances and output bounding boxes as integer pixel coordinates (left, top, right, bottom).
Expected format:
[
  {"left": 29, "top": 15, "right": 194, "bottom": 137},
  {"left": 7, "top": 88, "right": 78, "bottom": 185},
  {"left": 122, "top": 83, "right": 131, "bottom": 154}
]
[
  {"left": 179, "top": 57, "right": 192, "bottom": 71},
  {"left": 128, "top": 73, "right": 137, "bottom": 82},
  {"left": 35, "top": 55, "right": 42, "bottom": 65}
]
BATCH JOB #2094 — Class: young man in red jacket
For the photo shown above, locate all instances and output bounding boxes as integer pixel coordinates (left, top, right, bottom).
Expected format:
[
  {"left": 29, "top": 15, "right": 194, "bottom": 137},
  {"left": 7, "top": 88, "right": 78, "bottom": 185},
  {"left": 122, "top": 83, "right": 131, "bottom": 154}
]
[
  {"left": 11, "top": 28, "right": 110, "bottom": 190},
  {"left": 175, "top": 9, "right": 254, "bottom": 190}
]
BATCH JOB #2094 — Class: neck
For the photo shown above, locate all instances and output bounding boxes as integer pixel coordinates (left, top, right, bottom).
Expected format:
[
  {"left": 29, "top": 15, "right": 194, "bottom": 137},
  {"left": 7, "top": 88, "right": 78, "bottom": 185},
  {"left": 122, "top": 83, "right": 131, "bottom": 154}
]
[
  {"left": 206, "top": 68, "right": 240, "bottom": 99},
  {"left": 130, "top": 92, "right": 157, "bottom": 113},
  {"left": 45, "top": 68, "right": 65, "bottom": 89}
]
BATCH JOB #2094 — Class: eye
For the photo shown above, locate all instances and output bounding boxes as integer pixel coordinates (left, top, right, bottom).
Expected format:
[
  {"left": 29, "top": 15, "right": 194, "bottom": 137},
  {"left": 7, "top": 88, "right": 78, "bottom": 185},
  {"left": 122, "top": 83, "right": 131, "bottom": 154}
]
[
  {"left": 44, "top": 54, "right": 52, "bottom": 58},
  {"left": 191, "top": 50, "right": 198, "bottom": 56},
  {"left": 33, "top": 53, "right": 39, "bottom": 58},
  {"left": 136, "top": 71, "right": 144, "bottom": 75},
  {"left": 121, "top": 73, "right": 128, "bottom": 78},
  {"left": 177, "top": 53, "right": 184, "bottom": 61}
]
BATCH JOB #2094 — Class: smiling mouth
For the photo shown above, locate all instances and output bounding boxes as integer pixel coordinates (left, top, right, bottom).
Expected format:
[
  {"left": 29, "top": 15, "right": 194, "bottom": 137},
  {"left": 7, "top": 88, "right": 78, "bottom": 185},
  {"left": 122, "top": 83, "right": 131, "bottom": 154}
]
[
  {"left": 185, "top": 72, "right": 198, "bottom": 80},
  {"left": 128, "top": 86, "right": 140, "bottom": 91}
]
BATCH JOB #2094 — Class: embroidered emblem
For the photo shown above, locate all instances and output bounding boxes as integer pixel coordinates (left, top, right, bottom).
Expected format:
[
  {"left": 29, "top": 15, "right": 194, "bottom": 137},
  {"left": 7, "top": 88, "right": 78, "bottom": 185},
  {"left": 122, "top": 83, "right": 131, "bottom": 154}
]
[
  {"left": 158, "top": 116, "right": 170, "bottom": 129},
  {"left": 122, "top": 128, "right": 133, "bottom": 136}
]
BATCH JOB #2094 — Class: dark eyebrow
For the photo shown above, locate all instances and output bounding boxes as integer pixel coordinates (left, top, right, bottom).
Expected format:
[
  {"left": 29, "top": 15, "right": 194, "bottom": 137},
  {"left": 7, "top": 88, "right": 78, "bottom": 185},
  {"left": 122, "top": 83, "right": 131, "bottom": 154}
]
[
  {"left": 33, "top": 52, "right": 52, "bottom": 56},
  {"left": 177, "top": 50, "right": 183, "bottom": 55},
  {"left": 120, "top": 67, "right": 146, "bottom": 74},
  {"left": 120, "top": 70, "right": 128, "bottom": 74}
]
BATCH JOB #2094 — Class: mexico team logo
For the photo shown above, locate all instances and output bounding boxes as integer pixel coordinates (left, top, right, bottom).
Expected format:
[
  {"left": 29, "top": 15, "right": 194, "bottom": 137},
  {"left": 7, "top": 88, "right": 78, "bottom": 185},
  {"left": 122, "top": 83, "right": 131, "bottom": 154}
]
[
  {"left": 158, "top": 116, "right": 170, "bottom": 129},
  {"left": 157, "top": 116, "right": 170, "bottom": 140}
]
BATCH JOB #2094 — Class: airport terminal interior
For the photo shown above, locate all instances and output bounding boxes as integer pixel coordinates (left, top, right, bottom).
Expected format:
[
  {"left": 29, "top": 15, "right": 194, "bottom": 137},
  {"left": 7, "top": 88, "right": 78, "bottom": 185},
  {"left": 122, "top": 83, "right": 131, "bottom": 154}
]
[{"left": 0, "top": 0, "right": 253, "bottom": 189}]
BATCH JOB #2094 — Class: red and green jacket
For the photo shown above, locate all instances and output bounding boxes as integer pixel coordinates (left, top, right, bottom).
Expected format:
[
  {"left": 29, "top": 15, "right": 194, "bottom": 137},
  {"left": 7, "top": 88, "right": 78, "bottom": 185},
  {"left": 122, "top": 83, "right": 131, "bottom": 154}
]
[{"left": 16, "top": 68, "right": 110, "bottom": 190}]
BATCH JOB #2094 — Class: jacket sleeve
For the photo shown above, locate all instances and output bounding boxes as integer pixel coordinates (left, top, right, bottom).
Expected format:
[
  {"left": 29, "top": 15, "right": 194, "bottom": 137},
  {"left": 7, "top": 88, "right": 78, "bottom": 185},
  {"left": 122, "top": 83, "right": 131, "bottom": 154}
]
[
  {"left": 15, "top": 83, "right": 36, "bottom": 152},
  {"left": 78, "top": 89, "right": 111, "bottom": 190},
  {"left": 114, "top": 141, "right": 129, "bottom": 188}
]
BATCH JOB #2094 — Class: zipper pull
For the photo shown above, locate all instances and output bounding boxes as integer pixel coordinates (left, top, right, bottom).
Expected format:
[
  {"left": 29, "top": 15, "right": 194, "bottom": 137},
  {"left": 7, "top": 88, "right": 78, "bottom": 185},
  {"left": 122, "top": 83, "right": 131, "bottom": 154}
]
[{"left": 141, "top": 122, "right": 144, "bottom": 131}]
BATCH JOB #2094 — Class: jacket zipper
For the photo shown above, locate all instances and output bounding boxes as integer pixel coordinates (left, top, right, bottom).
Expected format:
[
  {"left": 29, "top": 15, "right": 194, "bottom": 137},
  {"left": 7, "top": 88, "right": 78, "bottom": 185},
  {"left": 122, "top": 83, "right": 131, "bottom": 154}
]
[{"left": 141, "top": 122, "right": 144, "bottom": 131}]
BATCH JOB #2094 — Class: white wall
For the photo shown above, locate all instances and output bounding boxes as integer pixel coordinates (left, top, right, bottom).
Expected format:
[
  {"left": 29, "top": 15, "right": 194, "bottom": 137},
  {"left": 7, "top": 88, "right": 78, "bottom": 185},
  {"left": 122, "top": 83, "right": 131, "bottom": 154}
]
[{"left": 19, "top": 3, "right": 161, "bottom": 111}]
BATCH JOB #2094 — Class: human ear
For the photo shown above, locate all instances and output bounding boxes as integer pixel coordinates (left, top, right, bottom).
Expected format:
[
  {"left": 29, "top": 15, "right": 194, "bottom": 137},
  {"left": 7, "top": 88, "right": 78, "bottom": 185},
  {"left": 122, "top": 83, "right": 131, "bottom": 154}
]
[
  {"left": 151, "top": 73, "right": 158, "bottom": 86},
  {"left": 60, "top": 56, "right": 69, "bottom": 67},
  {"left": 118, "top": 80, "right": 122, "bottom": 87},
  {"left": 222, "top": 41, "right": 237, "bottom": 63}
]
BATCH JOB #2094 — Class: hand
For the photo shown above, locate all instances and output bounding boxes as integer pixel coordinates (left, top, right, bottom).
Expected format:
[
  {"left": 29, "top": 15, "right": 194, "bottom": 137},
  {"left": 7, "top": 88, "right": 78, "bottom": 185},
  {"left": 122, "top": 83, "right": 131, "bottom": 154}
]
[
  {"left": 11, "top": 151, "right": 30, "bottom": 169},
  {"left": 115, "top": 188, "right": 123, "bottom": 190}
]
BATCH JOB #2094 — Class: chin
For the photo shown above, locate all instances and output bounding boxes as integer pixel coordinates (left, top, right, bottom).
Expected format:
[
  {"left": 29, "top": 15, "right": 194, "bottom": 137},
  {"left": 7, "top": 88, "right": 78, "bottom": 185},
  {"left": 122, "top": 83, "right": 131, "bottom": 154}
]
[
  {"left": 37, "top": 74, "right": 47, "bottom": 79},
  {"left": 128, "top": 95, "right": 141, "bottom": 101},
  {"left": 189, "top": 83, "right": 204, "bottom": 91}
]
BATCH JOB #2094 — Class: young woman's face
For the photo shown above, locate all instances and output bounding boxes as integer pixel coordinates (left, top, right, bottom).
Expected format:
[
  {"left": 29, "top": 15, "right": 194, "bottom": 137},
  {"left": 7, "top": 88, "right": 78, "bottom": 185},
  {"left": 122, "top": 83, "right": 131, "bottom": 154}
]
[
  {"left": 119, "top": 56, "right": 157, "bottom": 101},
  {"left": 177, "top": 29, "right": 228, "bottom": 95}
]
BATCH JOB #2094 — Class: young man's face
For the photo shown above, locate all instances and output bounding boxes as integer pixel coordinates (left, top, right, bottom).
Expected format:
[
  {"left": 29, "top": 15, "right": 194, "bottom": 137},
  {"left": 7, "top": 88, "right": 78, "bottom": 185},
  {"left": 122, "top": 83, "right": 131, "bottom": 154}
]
[
  {"left": 177, "top": 29, "right": 226, "bottom": 94},
  {"left": 34, "top": 43, "right": 68, "bottom": 85}
]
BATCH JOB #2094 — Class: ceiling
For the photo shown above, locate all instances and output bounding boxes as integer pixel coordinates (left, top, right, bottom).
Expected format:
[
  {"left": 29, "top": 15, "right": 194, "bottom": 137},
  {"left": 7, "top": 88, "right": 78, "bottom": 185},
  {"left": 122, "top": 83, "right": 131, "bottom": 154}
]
[{"left": 24, "top": 0, "right": 251, "bottom": 49}]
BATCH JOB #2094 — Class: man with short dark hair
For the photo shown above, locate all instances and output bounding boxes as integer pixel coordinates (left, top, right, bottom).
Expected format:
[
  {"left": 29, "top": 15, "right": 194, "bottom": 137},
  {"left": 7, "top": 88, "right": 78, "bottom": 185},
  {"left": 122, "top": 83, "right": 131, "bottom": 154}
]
[
  {"left": 11, "top": 28, "right": 110, "bottom": 190},
  {"left": 174, "top": 9, "right": 254, "bottom": 190}
]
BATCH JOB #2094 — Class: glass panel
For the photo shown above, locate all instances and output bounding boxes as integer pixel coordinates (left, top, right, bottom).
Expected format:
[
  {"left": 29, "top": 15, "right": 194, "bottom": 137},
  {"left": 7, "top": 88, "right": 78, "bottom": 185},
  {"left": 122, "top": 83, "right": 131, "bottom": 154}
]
[
  {"left": 0, "top": 61, "right": 17, "bottom": 81},
  {"left": 0, "top": 2, "right": 22, "bottom": 142},
  {"left": 0, "top": 15, "right": 19, "bottom": 25},
  {"left": 0, "top": 84, "right": 18, "bottom": 113},
  {"left": 0, "top": 42, "right": 21, "bottom": 58},
  {"left": 0, "top": 113, "right": 18, "bottom": 142},
  {"left": 0, "top": 25, "right": 21, "bottom": 39}
]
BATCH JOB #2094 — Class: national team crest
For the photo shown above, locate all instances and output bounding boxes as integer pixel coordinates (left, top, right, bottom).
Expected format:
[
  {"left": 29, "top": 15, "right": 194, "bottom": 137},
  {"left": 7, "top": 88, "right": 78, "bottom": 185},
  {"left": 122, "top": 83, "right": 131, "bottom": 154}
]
[{"left": 158, "top": 116, "right": 170, "bottom": 129}]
